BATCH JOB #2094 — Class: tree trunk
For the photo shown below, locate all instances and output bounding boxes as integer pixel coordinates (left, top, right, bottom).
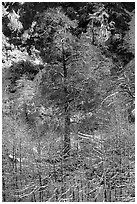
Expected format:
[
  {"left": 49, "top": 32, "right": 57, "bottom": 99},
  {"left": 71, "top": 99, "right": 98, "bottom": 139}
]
[
  {"left": 91, "top": 20, "right": 95, "bottom": 45},
  {"left": 62, "top": 41, "right": 71, "bottom": 158},
  {"left": 2, "top": 175, "right": 6, "bottom": 202}
]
